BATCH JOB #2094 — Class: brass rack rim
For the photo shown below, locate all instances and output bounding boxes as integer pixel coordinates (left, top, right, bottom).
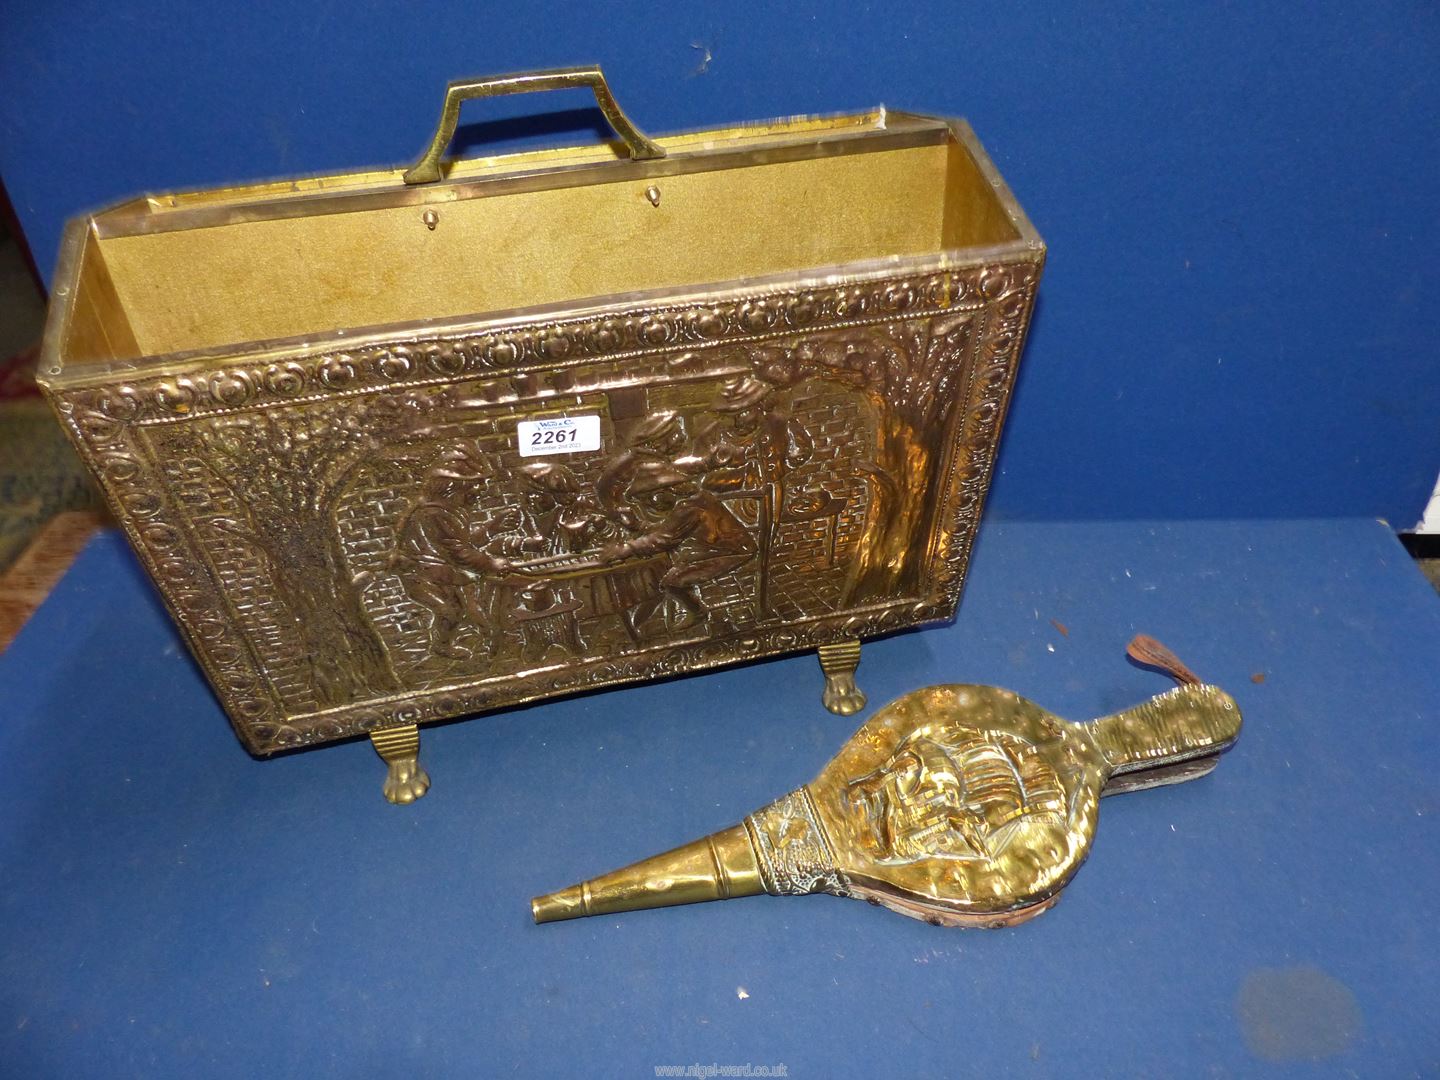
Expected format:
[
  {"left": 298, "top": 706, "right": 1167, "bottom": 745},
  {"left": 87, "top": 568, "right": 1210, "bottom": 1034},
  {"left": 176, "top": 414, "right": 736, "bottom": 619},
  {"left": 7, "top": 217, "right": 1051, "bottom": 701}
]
[
  {"left": 40, "top": 241, "right": 1043, "bottom": 393},
  {"left": 93, "top": 112, "right": 954, "bottom": 239},
  {"left": 40, "top": 111, "right": 1042, "bottom": 390}
]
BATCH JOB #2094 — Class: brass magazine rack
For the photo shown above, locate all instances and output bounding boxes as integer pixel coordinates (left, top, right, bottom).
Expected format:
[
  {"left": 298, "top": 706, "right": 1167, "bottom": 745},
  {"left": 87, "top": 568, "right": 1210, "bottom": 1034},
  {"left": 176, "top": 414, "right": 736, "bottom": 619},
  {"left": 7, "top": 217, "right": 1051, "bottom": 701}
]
[{"left": 39, "top": 66, "right": 1045, "bottom": 801}]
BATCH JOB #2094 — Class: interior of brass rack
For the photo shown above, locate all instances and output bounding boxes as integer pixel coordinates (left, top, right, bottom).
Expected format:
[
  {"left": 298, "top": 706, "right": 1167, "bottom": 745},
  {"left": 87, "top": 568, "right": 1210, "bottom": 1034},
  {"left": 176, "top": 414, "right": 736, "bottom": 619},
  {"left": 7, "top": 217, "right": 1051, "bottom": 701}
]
[{"left": 58, "top": 119, "right": 1025, "bottom": 367}]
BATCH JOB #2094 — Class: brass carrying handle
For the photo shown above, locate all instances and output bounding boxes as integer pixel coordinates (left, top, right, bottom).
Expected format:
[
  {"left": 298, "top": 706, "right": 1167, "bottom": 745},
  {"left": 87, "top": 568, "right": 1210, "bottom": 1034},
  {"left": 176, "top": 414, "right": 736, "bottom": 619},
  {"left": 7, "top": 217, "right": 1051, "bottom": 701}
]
[{"left": 403, "top": 65, "right": 666, "bottom": 184}]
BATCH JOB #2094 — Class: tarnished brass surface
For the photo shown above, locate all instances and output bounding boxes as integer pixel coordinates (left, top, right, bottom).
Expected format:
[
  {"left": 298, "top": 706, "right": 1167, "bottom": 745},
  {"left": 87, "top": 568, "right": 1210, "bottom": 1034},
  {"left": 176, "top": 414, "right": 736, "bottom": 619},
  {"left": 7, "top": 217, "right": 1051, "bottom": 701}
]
[
  {"left": 532, "top": 640, "right": 1242, "bottom": 926},
  {"left": 39, "top": 68, "right": 1043, "bottom": 766}
]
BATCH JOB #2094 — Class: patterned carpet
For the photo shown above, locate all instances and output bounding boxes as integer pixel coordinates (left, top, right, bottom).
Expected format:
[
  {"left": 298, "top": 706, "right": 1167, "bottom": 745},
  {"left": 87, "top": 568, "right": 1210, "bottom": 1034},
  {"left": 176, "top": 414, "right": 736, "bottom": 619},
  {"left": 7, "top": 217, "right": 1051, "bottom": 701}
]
[
  {"left": 0, "top": 224, "right": 109, "bottom": 641},
  {"left": 0, "top": 355, "right": 107, "bottom": 573}
]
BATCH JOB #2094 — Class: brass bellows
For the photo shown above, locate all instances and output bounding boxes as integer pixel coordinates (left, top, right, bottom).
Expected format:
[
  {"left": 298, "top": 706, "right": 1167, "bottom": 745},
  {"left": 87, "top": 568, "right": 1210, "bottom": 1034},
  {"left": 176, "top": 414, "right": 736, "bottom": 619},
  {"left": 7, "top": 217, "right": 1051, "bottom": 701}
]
[{"left": 533, "top": 636, "right": 1241, "bottom": 927}]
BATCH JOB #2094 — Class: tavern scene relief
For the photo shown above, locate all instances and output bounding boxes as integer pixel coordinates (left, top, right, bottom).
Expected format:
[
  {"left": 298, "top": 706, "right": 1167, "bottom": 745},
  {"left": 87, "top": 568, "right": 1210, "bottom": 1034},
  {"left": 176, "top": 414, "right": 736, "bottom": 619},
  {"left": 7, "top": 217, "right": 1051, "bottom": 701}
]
[
  {"left": 342, "top": 370, "right": 878, "bottom": 685},
  {"left": 146, "top": 318, "right": 981, "bottom": 716}
]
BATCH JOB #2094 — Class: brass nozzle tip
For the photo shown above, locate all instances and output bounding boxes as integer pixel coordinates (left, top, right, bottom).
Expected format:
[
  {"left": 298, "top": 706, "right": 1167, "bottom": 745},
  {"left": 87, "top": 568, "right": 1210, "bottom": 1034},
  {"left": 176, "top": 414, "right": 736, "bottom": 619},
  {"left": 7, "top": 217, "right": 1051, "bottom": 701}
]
[{"left": 531, "top": 885, "right": 586, "bottom": 924}]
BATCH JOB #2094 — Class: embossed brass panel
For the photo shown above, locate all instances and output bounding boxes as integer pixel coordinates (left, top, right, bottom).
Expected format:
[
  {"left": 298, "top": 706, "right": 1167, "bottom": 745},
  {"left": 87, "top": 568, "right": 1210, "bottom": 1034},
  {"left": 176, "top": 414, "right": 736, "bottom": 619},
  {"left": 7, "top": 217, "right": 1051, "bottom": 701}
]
[{"left": 39, "top": 67, "right": 1044, "bottom": 778}]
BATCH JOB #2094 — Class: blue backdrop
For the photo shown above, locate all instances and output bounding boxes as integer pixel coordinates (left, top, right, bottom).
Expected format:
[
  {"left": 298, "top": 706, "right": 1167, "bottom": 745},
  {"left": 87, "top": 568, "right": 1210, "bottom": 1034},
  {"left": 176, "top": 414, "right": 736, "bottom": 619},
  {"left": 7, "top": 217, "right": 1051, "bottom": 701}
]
[{"left": 2, "top": 0, "right": 1436, "bottom": 523}]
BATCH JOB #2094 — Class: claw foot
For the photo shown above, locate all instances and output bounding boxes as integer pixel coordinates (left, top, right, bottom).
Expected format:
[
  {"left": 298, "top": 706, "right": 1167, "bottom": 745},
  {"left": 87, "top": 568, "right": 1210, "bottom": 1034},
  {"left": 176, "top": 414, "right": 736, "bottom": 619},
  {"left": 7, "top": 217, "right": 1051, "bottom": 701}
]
[
  {"left": 822, "top": 673, "right": 867, "bottom": 716},
  {"left": 817, "top": 638, "right": 866, "bottom": 716},
  {"left": 382, "top": 759, "right": 431, "bottom": 804},
  {"left": 370, "top": 723, "right": 430, "bottom": 805}
]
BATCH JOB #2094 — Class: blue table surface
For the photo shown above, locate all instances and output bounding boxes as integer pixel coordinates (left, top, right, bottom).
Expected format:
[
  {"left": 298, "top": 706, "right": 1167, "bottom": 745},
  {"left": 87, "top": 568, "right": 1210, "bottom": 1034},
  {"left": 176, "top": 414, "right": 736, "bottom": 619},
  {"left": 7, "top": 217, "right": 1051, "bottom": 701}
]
[{"left": 1, "top": 518, "right": 1436, "bottom": 1078}]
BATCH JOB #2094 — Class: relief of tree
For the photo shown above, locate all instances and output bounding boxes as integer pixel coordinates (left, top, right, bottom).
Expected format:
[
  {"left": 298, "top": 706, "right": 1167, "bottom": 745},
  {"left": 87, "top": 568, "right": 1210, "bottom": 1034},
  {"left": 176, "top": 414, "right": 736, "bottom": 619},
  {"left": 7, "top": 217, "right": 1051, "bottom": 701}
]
[
  {"left": 175, "top": 387, "right": 449, "bottom": 707},
  {"left": 730, "top": 312, "right": 979, "bottom": 606}
]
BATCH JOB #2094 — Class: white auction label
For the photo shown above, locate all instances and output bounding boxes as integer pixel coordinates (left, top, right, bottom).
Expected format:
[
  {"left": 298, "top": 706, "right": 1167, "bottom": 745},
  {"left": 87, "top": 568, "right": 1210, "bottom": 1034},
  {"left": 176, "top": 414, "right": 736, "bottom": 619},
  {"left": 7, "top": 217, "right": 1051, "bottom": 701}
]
[{"left": 516, "top": 414, "right": 601, "bottom": 457}]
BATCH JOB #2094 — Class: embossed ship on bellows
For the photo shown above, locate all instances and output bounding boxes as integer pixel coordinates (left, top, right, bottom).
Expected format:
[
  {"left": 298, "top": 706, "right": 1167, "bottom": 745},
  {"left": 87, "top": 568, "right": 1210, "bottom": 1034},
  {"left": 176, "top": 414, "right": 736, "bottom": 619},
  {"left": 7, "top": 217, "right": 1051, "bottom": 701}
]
[
  {"left": 39, "top": 67, "right": 1045, "bottom": 800},
  {"left": 848, "top": 721, "right": 1070, "bottom": 865}
]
